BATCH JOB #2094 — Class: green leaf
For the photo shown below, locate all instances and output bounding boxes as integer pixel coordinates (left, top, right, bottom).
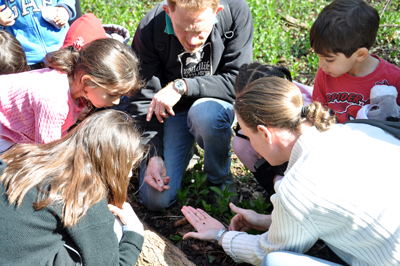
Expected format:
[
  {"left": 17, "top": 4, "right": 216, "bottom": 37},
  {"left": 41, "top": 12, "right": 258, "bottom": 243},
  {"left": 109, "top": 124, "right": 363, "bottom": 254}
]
[{"left": 209, "top": 186, "right": 224, "bottom": 197}]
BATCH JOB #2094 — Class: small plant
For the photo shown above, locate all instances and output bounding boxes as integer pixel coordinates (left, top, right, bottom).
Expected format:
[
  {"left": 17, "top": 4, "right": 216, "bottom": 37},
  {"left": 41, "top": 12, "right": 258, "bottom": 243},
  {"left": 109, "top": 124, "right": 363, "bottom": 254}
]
[
  {"left": 209, "top": 185, "right": 239, "bottom": 223},
  {"left": 170, "top": 233, "right": 183, "bottom": 244}
]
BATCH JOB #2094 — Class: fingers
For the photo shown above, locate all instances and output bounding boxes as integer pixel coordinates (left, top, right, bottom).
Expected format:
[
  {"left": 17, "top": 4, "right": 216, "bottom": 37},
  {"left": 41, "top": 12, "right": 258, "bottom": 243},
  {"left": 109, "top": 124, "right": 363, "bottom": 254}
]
[
  {"left": 165, "top": 105, "right": 175, "bottom": 116},
  {"left": 146, "top": 178, "right": 165, "bottom": 192},
  {"left": 183, "top": 231, "right": 199, "bottom": 240},
  {"left": 0, "top": 7, "right": 15, "bottom": 26},
  {"left": 229, "top": 202, "right": 241, "bottom": 214},
  {"left": 163, "top": 176, "right": 171, "bottom": 186},
  {"left": 108, "top": 204, "right": 124, "bottom": 222},
  {"left": 146, "top": 101, "right": 155, "bottom": 121}
]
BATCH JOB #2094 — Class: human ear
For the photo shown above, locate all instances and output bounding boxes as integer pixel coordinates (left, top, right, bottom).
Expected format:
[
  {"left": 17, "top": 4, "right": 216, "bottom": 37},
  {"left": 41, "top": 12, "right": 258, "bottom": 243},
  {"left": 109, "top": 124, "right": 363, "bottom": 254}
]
[
  {"left": 257, "top": 125, "right": 273, "bottom": 144},
  {"left": 355, "top": 48, "right": 369, "bottom": 62},
  {"left": 215, "top": 5, "right": 224, "bottom": 15},
  {"left": 162, "top": 5, "right": 171, "bottom": 16}
]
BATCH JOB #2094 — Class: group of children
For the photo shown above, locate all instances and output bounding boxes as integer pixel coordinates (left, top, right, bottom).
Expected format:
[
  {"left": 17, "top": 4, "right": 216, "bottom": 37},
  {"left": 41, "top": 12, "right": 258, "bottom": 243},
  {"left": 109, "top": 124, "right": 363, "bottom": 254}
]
[{"left": 0, "top": 0, "right": 400, "bottom": 264}]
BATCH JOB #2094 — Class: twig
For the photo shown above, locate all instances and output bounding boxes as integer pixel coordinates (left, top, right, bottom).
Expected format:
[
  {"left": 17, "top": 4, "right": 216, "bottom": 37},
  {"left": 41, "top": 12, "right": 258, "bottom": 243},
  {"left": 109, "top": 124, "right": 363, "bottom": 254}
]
[
  {"left": 380, "top": 0, "right": 391, "bottom": 18},
  {"left": 279, "top": 14, "right": 308, "bottom": 30},
  {"left": 380, "top": 24, "right": 400, "bottom": 27},
  {"left": 150, "top": 215, "right": 184, "bottom": 219}
]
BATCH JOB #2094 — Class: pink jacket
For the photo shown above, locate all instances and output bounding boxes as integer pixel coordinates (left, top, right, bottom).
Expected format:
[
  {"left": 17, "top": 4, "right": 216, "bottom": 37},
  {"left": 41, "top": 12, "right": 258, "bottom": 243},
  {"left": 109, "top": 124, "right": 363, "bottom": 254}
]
[{"left": 0, "top": 68, "right": 84, "bottom": 144}]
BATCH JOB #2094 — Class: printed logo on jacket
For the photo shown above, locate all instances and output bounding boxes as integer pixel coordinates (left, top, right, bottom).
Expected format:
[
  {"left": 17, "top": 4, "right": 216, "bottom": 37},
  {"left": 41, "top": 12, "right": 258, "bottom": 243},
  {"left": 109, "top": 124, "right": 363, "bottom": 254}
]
[{"left": 178, "top": 42, "right": 212, "bottom": 78}]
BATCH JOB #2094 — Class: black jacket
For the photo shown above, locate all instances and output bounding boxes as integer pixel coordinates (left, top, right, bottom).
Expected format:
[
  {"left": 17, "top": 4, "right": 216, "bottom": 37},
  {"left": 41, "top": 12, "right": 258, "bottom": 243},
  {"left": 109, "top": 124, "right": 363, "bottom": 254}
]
[{"left": 128, "top": 0, "right": 253, "bottom": 157}]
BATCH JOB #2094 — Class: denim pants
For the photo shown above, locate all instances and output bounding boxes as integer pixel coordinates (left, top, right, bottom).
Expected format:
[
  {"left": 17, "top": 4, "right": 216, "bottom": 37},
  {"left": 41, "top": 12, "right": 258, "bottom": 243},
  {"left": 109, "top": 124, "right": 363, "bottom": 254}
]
[
  {"left": 139, "top": 98, "right": 235, "bottom": 211},
  {"left": 262, "top": 251, "right": 344, "bottom": 266}
]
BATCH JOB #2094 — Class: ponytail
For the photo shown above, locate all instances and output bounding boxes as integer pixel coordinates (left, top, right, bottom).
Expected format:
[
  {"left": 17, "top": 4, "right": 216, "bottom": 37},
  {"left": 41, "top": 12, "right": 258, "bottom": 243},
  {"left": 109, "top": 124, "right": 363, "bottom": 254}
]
[
  {"left": 45, "top": 46, "right": 80, "bottom": 75},
  {"left": 300, "top": 102, "right": 335, "bottom": 132}
]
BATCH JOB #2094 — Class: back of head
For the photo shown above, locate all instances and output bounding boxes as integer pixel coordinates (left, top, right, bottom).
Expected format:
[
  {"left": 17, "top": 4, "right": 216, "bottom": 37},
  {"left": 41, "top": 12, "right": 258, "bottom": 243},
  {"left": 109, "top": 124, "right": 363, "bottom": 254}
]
[
  {"left": 234, "top": 62, "right": 292, "bottom": 94},
  {"left": 47, "top": 38, "right": 142, "bottom": 96},
  {"left": 167, "top": 0, "right": 219, "bottom": 11},
  {"left": 234, "top": 77, "right": 335, "bottom": 132},
  {"left": 310, "top": 0, "right": 380, "bottom": 57},
  {"left": 1, "top": 109, "right": 144, "bottom": 227},
  {"left": 0, "top": 30, "right": 29, "bottom": 75}
]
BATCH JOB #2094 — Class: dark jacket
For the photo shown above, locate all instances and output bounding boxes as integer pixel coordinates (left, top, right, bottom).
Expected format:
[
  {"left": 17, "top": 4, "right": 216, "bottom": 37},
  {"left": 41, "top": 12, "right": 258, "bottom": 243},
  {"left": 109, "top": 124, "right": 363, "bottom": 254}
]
[
  {"left": 0, "top": 183, "right": 143, "bottom": 266},
  {"left": 128, "top": 0, "right": 253, "bottom": 158}
]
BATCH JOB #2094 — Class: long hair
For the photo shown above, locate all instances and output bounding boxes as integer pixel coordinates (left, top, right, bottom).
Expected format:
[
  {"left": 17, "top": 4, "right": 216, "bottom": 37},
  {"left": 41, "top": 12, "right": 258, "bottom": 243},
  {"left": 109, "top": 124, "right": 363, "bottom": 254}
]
[
  {"left": 234, "top": 77, "right": 335, "bottom": 133},
  {"left": 0, "top": 30, "right": 28, "bottom": 74},
  {"left": 0, "top": 110, "right": 144, "bottom": 227},
  {"left": 46, "top": 38, "right": 142, "bottom": 97}
]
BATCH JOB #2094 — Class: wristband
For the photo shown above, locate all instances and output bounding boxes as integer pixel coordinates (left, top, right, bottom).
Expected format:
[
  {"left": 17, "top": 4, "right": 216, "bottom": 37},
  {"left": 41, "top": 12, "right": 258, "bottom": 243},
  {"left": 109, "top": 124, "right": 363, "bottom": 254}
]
[{"left": 214, "top": 228, "right": 228, "bottom": 245}]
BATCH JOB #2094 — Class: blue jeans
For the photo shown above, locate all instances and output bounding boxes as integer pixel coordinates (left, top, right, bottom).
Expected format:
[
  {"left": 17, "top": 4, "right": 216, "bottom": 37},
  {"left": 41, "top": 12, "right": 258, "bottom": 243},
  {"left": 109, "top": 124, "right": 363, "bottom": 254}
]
[
  {"left": 139, "top": 98, "right": 235, "bottom": 211},
  {"left": 262, "top": 251, "right": 344, "bottom": 266}
]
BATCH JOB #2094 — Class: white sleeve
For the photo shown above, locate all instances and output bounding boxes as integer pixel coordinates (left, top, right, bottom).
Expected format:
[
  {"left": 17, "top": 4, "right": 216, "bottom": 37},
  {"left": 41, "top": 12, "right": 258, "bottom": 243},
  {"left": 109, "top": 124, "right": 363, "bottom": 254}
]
[{"left": 222, "top": 193, "right": 318, "bottom": 266}]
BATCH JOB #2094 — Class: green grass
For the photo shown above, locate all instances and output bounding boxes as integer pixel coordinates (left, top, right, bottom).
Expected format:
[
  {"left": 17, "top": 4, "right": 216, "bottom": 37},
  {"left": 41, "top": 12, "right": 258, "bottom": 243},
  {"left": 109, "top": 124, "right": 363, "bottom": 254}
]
[{"left": 82, "top": 0, "right": 400, "bottom": 84}]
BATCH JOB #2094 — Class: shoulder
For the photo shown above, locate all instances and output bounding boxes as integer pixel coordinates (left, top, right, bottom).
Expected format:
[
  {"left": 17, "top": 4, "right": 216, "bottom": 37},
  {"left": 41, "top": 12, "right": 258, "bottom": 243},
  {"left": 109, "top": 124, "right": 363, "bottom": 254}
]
[
  {"left": 223, "top": 0, "right": 252, "bottom": 20},
  {"left": 373, "top": 55, "right": 400, "bottom": 73}
]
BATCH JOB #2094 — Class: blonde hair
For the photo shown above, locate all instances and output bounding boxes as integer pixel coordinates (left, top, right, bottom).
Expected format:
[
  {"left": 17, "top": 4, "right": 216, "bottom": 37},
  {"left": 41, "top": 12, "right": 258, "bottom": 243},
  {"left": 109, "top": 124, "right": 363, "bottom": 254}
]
[
  {"left": 234, "top": 77, "right": 335, "bottom": 133},
  {"left": 46, "top": 38, "right": 142, "bottom": 97},
  {"left": 167, "top": 0, "right": 219, "bottom": 11},
  {"left": 0, "top": 110, "right": 144, "bottom": 227}
]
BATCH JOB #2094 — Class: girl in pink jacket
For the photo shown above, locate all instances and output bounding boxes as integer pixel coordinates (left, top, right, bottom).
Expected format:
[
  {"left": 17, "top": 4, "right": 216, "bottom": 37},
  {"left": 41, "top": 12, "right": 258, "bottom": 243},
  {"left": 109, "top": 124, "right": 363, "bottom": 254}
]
[{"left": 0, "top": 37, "right": 141, "bottom": 154}]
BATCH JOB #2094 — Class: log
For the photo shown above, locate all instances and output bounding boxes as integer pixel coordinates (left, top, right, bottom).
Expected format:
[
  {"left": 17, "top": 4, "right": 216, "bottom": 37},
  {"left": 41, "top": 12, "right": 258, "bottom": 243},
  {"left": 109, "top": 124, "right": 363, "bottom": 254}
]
[{"left": 136, "top": 220, "right": 195, "bottom": 266}]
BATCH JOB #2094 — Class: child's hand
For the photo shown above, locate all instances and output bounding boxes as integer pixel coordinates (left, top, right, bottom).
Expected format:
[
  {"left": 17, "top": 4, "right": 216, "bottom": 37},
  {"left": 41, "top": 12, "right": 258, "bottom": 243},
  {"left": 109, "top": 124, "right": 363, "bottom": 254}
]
[
  {"left": 0, "top": 5, "right": 15, "bottom": 26},
  {"left": 52, "top": 6, "right": 69, "bottom": 28},
  {"left": 108, "top": 202, "right": 144, "bottom": 236}
]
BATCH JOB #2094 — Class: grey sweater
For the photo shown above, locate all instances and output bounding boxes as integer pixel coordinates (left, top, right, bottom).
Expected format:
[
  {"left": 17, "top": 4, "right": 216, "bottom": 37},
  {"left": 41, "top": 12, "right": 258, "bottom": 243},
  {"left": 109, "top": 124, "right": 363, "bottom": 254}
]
[{"left": 0, "top": 182, "right": 143, "bottom": 265}]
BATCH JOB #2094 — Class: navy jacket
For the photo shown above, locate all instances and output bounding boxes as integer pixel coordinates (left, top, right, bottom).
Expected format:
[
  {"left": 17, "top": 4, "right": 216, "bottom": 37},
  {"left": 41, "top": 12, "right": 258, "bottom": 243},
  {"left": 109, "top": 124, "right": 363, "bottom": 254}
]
[{"left": 128, "top": 0, "right": 253, "bottom": 157}]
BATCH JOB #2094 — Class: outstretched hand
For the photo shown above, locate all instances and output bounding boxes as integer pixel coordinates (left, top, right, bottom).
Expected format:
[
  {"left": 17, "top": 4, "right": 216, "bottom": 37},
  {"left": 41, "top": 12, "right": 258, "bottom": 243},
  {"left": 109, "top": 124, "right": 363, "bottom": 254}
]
[
  {"left": 181, "top": 206, "right": 225, "bottom": 243},
  {"left": 229, "top": 203, "right": 271, "bottom": 232}
]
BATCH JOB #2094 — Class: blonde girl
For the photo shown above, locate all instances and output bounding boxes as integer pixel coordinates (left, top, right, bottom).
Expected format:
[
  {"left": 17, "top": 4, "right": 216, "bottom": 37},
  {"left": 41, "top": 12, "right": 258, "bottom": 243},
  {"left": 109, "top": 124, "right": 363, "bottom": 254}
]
[{"left": 0, "top": 109, "right": 145, "bottom": 265}]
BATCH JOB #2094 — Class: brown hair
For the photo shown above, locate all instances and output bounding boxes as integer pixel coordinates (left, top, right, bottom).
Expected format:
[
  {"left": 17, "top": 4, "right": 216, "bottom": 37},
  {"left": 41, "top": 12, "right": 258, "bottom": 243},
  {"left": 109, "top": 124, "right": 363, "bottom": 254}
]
[
  {"left": 234, "top": 77, "right": 335, "bottom": 133},
  {"left": 46, "top": 38, "right": 142, "bottom": 97},
  {"left": 0, "top": 30, "right": 29, "bottom": 75},
  {"left": 0, "top": 109, "right": 144, "bottom": 227},
  {"left": 167, "top": 0, "right": 219, "bottom": 12},
  {"left": 310, "top": 0, "right": 379, "bottom": 58}
]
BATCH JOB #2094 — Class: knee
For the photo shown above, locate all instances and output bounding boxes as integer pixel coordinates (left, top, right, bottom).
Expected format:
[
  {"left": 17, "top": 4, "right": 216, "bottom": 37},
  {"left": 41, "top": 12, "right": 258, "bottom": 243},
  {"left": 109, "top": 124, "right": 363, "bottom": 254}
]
[
  {"left": 139, "top": 186, "right": 175, "bottom": 211},
  {"left": 188, "top": 99, "right": 234, "bottom": 134}
]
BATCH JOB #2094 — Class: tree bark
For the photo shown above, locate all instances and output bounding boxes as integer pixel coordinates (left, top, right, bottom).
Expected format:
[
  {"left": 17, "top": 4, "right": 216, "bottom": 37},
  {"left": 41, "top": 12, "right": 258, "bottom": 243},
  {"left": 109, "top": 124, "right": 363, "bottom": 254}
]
[{"left": 136, "top": 220, "right": 195, "bottom": 266}]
